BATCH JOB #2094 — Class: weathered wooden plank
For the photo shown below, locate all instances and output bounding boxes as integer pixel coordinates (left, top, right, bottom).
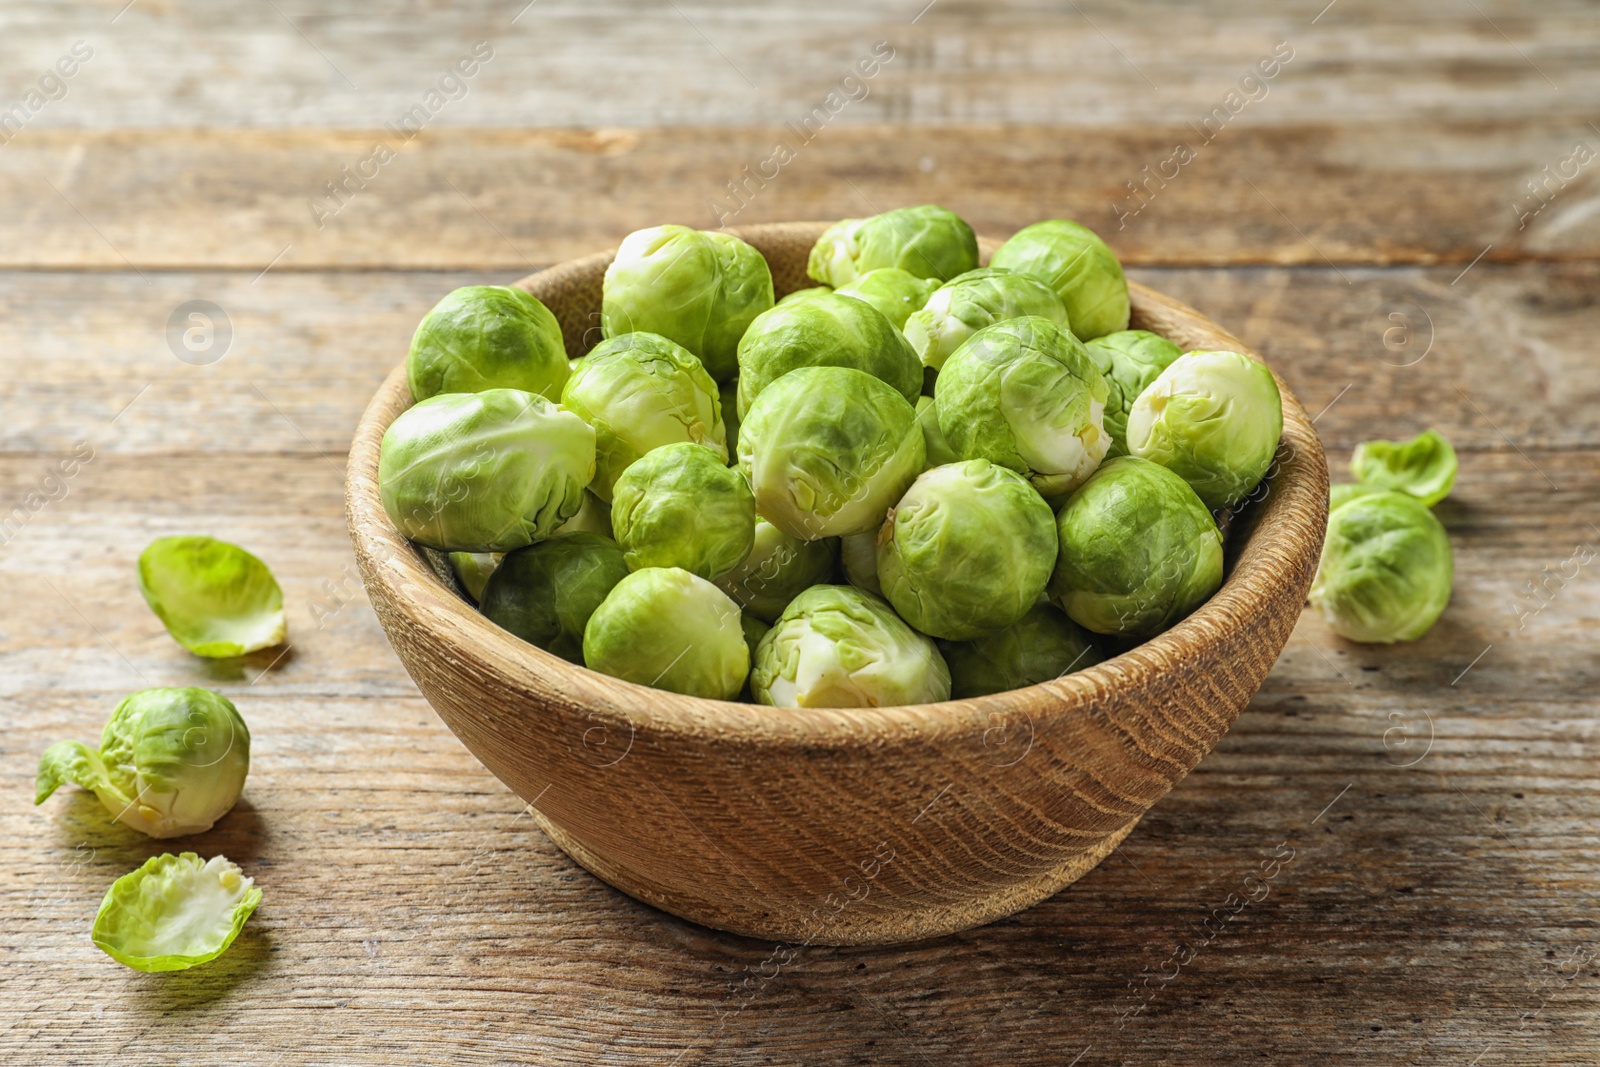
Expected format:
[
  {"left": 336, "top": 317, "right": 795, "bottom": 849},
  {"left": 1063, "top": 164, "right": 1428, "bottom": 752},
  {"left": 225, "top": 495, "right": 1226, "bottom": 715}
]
[{"left": 0, "top": 121, "right": 1596, "bottom": 272}]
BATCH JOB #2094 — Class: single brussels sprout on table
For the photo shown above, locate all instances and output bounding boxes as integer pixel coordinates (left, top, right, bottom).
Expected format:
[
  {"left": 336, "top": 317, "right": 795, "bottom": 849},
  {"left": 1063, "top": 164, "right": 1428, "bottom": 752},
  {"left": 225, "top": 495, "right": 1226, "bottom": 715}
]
[
  {"left": 903, "top": 267, "right": 1070, "bottom": 372},
  {"left": 877, "top": 459, "right": 1058, "bottom": 640},
  {"left": 449, "top": 551, "right": 502, "bottom": 602},
  {"left": 989, "top": 219, "right": 1130, "bottom": 340},
  {"left": 92, "top": 853, "right": 260, "bottom": 972},
  {"left": 940, "top": 603, "right": 1102, "bottom": 699},
  {"left": 1126, "top": 350, "right": 1283, "bottom": 511},
  {"left": 1049, "top": 456, "right": 1224, "bottom": 637},
  {"left": 583, "top": 567, "right": 749, "bottom": 699},
  {"left": 935, "top": 316, "right": 1110, "bottom": 496},
  {"left": 611, "top": 441, "right": 755, "bottom": 579},
  {"left": 1350, "top": 428, "right": 1457, "bottom": 507},
  {"left": 914, "top": 396, "right": 958, "bottom": 468},
  {"left": 407, "top": 285, "right": 569, "bottom": 402},
  {"left": 735, "top": 292, "right": 922, "bottom": 416},
  {"left": 561, "top": 331, "right": 727, "bottom": 500},
  {"left": 751, "top": 585, "right": 951, "bottom": 708},
  {"left": 1310, "top": 490, "right": 1452, "bottom": 643},
  {"left": 379, "top": 388, "right": 595, "bottom": 552},
  {"left": 601, "top": 225, "right": 774, "bottom": 382},
  {"left": 738, "top": 366, "right": 925, "bottom": 540},
  {"left": 715, "top": 518, "right": 839, "bottom": 623},
  {"left": 1083, "top": 329, "right": 1184, "bottom": 457},
  {"left": 807, "top": 205, "right": 978, "bottom": 287},
  {"left": 834, "top": 268, "right": 940, "bottom": 329},
  {"left": 137, "top": 536, "right": 286, "bottom": 658},
  {"left": 479, "top": 533, "right": 631, "bottom": 662},
  {"left": 37, "top": 687, "right": 250, "bottom": 838}
]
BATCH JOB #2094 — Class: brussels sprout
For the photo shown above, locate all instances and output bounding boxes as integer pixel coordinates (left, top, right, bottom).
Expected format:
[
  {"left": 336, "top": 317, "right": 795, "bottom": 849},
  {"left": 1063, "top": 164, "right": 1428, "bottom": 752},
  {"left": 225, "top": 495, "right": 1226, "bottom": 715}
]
[
  {"left": 601, "top": 225, "right": 774, "bottom": 382},
  {"left": 751, "top": 585, "right": 951, "bottom": 707},
  {"left": 877, "top": 459, "right": 1058, "bottom": 640},
  {"left": 738, "top": 366, "right": 925, "bottom": 539},
  {"left": 734, "top": 292, "right": 922, "bottom": 416},
  {"left": 715, "top": 518, "right": 839, "bottom": 623},
  {"left": 407, "top": 285, "right": 569, "bottom": 402},
  {"left": 939, "top": 603, "right": 1102, "bottom": 698},
  {"left": 552, "top": 490, "right": 612, "bottom": 537},
  {"left": 611, "top": 442, "right": 755, "bottom": 579},
  {"left": 720, "top": 379, "right": 742, "bottom": 460},
  {"left": 92, "top": 853, "right": 260, "bottom": 973},
  {"left": 1330, "top": 482, "right": 1384, "bottom": 512},
  {"left": 448, "top": 551, "right": 502, "bottom": 602},
  {"left": 988, "top": 219, "right": 1130, "bottom": 340},
  {"left": 137, "top": 537, "right": 286, "bottom": 658},
  {"left": 807, "top": 205, "right": 978, "bottom": 287},
  {"left": 479, "top": 533, "right": 630, "bottom": 662},
  {"left": 835, "top": 268, "right": 940, "bottom": 329},
  {"left": 1350, "top": 428, "right": 1457, "bottom": 507},
  {"left": 37, "top": 687, "right": 250, "bottom": 838},
  {"left": 740, "top": 613, "right": 771, "bottom": 659},
  {"left": 1125, "top": 350, "right": 1283, "bottom": 511},
  {"left": 1310, "top": 490, "right": 1452, "bottom": 643},
  {"left": 777, "top": 285, "right": 833, "bottom": 306},
  {"left": 914, "top": 396, "right": 958, "bottom": 468},
  {"left": 583, "top": 567, "right": 748, "bottom": 698},
  {"left": 379, "top": 388, "right": 595, "bottom": 552},
  {"left": 839, "top": 531, "right": 882, "bottom": 596},
  {"left": 935, "top": 316, "right": 1110, "bottom": 496},
  {"left": 561, "top": 332, "right": 726, "bottom": 500},
  {"left": 902, "top": 267, "right": 1070, "bottom": 372},
  {"left": 1083, "top": 329, "right": 1184, "bottom": 456},
  {"left": 1048, "top": 456, "right": 1223, "bottom": 637}
]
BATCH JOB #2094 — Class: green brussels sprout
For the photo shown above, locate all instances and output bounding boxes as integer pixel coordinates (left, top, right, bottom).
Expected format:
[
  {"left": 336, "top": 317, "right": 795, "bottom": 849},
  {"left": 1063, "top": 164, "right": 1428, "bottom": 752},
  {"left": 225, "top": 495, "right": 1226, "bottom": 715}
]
[
  {"left": 935, "top": 316, "right": 1110, "bottom": 496},
  {"left": 1330, "top": 482, "right": 1384, "bottom": 512},
  {"left": 611, "top": 442, "right": 755, "bottom": 579},
  {"left": 751, "top": 585, "right": 951, "bottom": 708},
  {"left": 740, "top": 612, "right": 771, "bottom": 659},
  {"left": 552, "top": 490, "right": 612, "bottom": 537},
  {"left": 379, "top": 388, "right": 595, "bottom": 552},
  {"left": 1048, "top": 456, "right": 1224, "bottom": 637},
  {"left": 448, "top": 551, "right": 502, "bottom": 602},
  {"left": 734, "top": 292, "right": 922, "bottom": 416},
  {"left": 902, "top": 267, "right": 1070, "bottom": 372},
  {"left": 738, "top": 366, "right": 925, "bottom": 539},
  {"left": 715, "top": 518, "right": 839, "bottom": 623},
  {"left": 407, "top": 285, "right": 569, "bottom": 403},
  {"left": 878, "top": 459, "right": 1058, "bottom": 640},
  {"left": 777, "top": 285, "right": 833, "bottom": 306},
  {"left": 939, "top": 603, "right": 1102, "bottom": 699},
  {"left": 37, "top": 687, "right": 250, "bottom": 838},
  {"left": 838, "top": 531, "right": 882, "bottom": 596},
  {"left": 601, "top": 225, "right": 774, "bottom": 382},
  {"left": 92, "top": 853, "right": 261, "bottom": 972},
  {"left": 1126, "top": 350, "right": 1284, "bottom": 511},
  {"left": 478, "top": 533, "right": 630, "bottom": 662},
  {"left": 1350, "top": 428, "right": 1457, "bottom": 507},
  {"left": 583, "top": 567, "right": 748, "bottom": 698},
  {"left": 1310, "top": 490, "right": 1452, "bottom": 643},
  {"left": 561, "top": 332, "right": 726, "bottom": 500},
  {"left": 1083, "top": 329, "right": 1184, "bottom": 457},
  {"left": 988, "top": 219, "right": 1130, "bottom": 340},
  {"left": 807, "top": 205, "right": 978, "bottom": 287},
  {"left": 834, "top": 268, "right": 940, "bottom": 329},
  {"left": 720, "top": 379, "right": 742, "bottom": 460},
  {"left": 137, "top": 536, "right": 286, "bottom": 658},
  {"left": 914, "top": 396, "right": 958, "bottom": 468}
]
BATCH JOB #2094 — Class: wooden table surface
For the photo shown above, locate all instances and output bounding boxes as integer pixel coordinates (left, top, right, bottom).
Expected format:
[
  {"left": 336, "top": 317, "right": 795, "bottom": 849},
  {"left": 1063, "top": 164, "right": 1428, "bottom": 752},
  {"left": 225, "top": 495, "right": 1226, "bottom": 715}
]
[{"left": 3, "top": 2, "right": 1598, "bottom": 1064}]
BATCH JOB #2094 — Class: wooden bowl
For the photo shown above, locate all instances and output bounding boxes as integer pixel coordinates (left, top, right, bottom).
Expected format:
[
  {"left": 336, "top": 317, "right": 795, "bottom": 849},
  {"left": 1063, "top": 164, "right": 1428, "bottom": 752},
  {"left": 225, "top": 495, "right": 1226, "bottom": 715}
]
[{"left": 346, "top": 222, "right": 1328, "bottom": 946}]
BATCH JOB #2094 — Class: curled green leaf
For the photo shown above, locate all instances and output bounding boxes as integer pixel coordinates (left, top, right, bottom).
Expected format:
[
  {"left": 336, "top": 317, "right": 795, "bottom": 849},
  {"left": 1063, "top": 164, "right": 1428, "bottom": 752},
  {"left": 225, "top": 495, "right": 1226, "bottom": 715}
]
[
  {"left": 92, "top": 853, "right": 261, "bottom": 973},
  {"left": 137, "top": 537, "right": 286, "bottom": 657},
  {"left": 1350, "top": 428, "right": 1457, "bottom": 507}
]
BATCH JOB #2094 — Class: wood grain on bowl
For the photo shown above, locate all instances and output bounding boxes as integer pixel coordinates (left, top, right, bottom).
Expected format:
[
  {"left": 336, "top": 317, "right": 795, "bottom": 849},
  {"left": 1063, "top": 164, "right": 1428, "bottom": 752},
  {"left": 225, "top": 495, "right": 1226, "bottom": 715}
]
[{"left": 345, "top": 222, "right": 1329, "bottom": 945}]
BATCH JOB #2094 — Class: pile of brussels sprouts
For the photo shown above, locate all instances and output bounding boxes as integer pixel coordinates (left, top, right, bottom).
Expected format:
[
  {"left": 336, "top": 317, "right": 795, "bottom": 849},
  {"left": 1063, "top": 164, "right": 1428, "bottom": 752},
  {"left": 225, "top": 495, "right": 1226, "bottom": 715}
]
[{"left": 379, "top": 205, "right": 1291, "bottom": 707}]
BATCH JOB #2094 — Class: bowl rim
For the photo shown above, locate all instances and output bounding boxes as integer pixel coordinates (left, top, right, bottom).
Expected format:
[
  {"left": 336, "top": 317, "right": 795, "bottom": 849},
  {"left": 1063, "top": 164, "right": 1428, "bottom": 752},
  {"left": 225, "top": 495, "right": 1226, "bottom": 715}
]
[{"left": 346, "top": 221, "right": 1328, "bottom": 749}]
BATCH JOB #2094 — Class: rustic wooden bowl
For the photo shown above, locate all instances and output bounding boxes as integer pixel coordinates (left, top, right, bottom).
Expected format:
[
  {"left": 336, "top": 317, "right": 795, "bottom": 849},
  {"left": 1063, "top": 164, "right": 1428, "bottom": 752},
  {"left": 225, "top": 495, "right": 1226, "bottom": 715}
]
[{"left": 346, "top": 222, "right": 1328, "bottom": 946}]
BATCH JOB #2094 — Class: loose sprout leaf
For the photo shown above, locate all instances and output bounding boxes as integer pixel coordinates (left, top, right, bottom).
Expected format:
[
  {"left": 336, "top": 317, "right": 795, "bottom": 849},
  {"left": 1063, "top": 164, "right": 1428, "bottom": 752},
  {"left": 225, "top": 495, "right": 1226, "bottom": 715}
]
[
  {"left": 36, "top": 740, "right": 119, "bottom": 806},
  {"left": 137, "top": 537, "right": 286, "bottom": 658},
  {"left": 1350, "top": 428, "right": 1457, "bottom": 507},
  {"left": 92, "top": 853, "right": 261, "bottom": 973}
]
